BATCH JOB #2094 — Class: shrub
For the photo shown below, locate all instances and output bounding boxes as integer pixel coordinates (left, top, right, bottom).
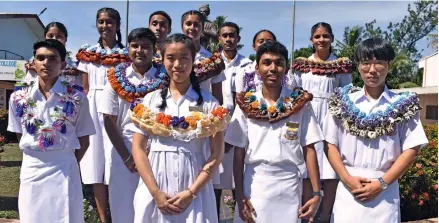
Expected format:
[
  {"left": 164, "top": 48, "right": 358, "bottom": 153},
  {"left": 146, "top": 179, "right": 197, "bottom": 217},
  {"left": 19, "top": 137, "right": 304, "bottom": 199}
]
[{"left": 400, "top": 124, "right": 438, "bottom": 221}]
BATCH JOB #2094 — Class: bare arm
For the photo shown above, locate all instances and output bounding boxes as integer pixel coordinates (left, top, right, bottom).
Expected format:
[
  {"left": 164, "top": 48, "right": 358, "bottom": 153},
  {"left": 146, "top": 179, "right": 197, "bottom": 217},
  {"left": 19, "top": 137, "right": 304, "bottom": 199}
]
[
  {"left": 304, "top": 144, "right": 321, "bottom": 192},
  {"left": 81, "top": 72, "right": 89, "bottom": 94},
  {"left": 103, "top": 114, "right": 130, "bottom": 161},
  {"left": 211, "top": 82, "right": 223, "bottom": 105},
  {"left": 132, "top": 133, "right": 159, "bottom": 193},
  {"left": 189, "top": 131, "right": 224, "bottom": 195},
  {"left": 382, "top": 147, "right": 420, "bottom": 184},
  {"left": 233, "top": 146, "right": 245, "bottom": 199},
  {"left": 75, "top": 136, "right": 90, "bottom": 162}
]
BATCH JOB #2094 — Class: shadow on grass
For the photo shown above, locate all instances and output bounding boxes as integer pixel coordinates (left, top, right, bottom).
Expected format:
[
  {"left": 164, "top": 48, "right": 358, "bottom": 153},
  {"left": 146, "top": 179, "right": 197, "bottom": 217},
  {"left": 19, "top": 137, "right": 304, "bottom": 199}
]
[
  {"left": 0, "top": 161, "right": 22, "bottom": 168},
  {"left": 0, "top": 196, "right": 18, "bottom": 212}
]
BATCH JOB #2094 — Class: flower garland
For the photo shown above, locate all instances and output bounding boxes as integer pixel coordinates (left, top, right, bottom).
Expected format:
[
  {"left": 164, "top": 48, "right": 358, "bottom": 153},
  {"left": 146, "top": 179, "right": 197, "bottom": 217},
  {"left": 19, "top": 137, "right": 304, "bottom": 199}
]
[
  {"left": 130, "top": 104, "right": 230, "bottom": 141},
  {"left": 107, "top": 62, "right": 166, "bottom": 103},
  {"left": 328, "top": 84, "right": 422, "bottom": 139},
  {"left": 152, "top": 52, "right": 162, "bottom": 64},
  {"left": 236, "top": 87, "right": 313, "bottom": 123},
  {"left": 13, "top": 81, "right": 83, "bottom": 150},
  {"left": 194, "top": 51, "right": 225, "bottom": 83},
  {"left": 76, "top": 43, "right": 130, "bottom": 66},
  {"left": 292, "top": 57, "right": 353, "bottom": 76}
]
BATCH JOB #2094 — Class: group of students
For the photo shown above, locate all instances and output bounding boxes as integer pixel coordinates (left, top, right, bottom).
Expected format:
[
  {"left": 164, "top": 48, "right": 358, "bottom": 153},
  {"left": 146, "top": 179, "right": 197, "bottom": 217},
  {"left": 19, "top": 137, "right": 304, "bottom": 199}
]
[{"left": 7, "top": 6, "right": 429, "bottom": 223}]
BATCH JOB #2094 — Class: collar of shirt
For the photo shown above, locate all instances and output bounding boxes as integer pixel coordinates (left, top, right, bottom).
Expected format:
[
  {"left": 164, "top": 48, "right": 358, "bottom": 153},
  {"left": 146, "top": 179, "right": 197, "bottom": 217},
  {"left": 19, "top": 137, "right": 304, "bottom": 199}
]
[
  {"left": 29, "top": 76, "right": 65, "bottom": 98},
  {"left": 221, "top": 51, "right": 242, "bottom": 68},
  {"left": 126, "top": 63, "right": 158, "bottom": 81},
  {"left": 254, "top": 86, "right": 291, "bottom": 105},
  {"left": 165, "top": 85, "right": 200, "bottom": 101},
  {"left": 350, "top": 85, "right": 393, "bottom": 104},
  {"left": 309, "top": 53, "right": 338, "bottom": 61}
]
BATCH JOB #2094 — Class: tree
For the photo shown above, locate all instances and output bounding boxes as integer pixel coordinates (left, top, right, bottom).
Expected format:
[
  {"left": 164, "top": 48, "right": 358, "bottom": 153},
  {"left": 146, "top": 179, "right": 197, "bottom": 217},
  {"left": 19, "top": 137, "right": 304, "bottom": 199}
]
[
  {"left": 248, "top": 54, "right": 256, "bottom": 61},
  {"left": 427, "top": 33, "right": 438, "bottom": 50},
  {"left": 207, "top": 15, "right": 244, "bottom": 52},
  {"left": 292, "top": 46, "right": 314, "bottom": 59}
]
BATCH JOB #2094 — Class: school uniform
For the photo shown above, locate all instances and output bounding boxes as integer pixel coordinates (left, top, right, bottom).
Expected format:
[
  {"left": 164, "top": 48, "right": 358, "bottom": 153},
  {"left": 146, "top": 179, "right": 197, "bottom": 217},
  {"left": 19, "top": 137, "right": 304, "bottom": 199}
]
[
  {"left": 97, "top": 64, "right": 158, "bottom": 223},
  {"left": 7, "top": 77, "right": 95, "bottom": 223},
  {"left": 292, "top": 53, "right": 352, "bottom": 179},
  {"left": 77, "top": 43, "right": 125, "bottom": 184},
  {"left": 129, "top": 87, "right": 219, "bottom": 223},
  {"left": 324, "top": 85, "right": 428, "bottom": 223},
  {"left": 225, "top": 87, "right": 324, "bottom": 223}
]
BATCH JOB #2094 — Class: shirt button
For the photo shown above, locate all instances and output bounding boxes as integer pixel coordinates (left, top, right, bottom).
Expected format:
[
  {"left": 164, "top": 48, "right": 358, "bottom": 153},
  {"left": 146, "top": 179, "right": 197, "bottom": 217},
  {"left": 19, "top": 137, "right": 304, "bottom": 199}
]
[
  {"left": 173, "top": 172, "right": 178, "bottom": 177},
  {"left": 173, "top": 155, "right": 178, "bottom": 160}
]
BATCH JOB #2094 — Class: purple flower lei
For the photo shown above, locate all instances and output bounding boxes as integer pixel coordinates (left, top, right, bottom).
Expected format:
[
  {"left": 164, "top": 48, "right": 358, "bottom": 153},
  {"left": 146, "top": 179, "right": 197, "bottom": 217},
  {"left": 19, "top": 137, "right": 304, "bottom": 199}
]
[{"left": 328, "top": 84, "right": 422, "bottom": 139}]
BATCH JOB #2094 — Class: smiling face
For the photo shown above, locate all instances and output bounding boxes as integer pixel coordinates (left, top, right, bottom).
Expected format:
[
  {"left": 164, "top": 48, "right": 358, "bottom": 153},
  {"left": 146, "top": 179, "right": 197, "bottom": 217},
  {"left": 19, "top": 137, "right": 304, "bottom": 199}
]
[
  {"left": 96, "top": 12, "right": 118, "bottom": 41},
  {"left": 253, "top": 31, "right": 275, "bottom": 52},
  {"left": 310, "top": 26, "right": 333, "bottom": 52},
  {"left": 256, "top": 52, "right": 286, "bottom": 88},
  {"left": 45, "top": 27, "right": 67, "bottom": 46},
  {"left": 128, "top": 37, "right": 154, "bottom": 68},
  {"left": 182, "top": 15, "right": 203, "bottom": 41},
  {"left": 163, "top": 42, "right": 193, "bottom": 85}
]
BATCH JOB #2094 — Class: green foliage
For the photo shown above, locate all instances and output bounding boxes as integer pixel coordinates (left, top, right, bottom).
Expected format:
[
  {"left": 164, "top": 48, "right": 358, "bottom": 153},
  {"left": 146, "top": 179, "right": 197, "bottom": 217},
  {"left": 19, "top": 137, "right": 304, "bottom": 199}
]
[
  {"left": 207, "top": 15, "right": 244, "bottom": 52},
  {"left": 248, "top": 54, "right": 256, "bottom": 61},
  {"left": 400, "top": 124, "right": 438, "bottom": 221},
  {"left": 293, "top": 46, "right": 314, "bottom": 59},
  {"left": 397, "top": 81, "right": 420, "bottom": 88}
]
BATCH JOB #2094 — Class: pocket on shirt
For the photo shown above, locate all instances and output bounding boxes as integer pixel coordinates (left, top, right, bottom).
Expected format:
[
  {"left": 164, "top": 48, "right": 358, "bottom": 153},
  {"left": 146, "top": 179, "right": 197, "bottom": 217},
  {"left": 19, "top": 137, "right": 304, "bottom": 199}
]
[{"left": 280, "top": 123, "right": 300, "bottom": 144}]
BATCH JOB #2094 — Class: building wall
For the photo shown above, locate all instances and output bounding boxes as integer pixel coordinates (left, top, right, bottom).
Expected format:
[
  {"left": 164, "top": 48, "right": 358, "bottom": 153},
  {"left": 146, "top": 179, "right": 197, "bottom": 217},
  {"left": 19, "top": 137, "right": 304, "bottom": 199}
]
[
  {"left": 419, "top": 94, "right": 438, "bottom": 125},
  {"left": 0, "top": 19, "right": 41, "bottom": 60},
  {"left": 421, "top": 53, "right": 438, "bottom": 87}
]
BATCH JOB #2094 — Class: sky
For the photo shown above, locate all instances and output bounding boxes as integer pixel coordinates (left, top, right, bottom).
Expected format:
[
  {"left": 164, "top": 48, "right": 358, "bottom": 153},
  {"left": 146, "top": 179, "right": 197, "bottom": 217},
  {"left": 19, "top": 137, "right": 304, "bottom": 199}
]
[{"left": 0, "top": 1, "right": 436, "bottom": 59}]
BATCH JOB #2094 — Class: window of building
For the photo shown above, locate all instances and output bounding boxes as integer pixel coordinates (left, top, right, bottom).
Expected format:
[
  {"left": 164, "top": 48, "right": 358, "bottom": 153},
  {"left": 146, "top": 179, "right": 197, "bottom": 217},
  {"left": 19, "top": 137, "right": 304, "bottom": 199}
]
[{"left": 426, "top": 105, "right": 438, "bottom": 120}]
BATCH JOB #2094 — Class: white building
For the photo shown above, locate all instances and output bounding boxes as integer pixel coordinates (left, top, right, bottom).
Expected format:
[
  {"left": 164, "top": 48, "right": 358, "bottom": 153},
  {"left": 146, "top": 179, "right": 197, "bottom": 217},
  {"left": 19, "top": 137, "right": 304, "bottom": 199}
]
[{"left": 0, "top": 13, "right": 44, "bottom": 109}]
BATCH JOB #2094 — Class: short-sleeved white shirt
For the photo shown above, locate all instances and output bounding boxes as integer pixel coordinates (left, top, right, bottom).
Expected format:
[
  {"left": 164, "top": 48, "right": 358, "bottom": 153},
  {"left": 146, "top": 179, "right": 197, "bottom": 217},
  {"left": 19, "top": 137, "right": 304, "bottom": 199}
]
[
  {"left": 128, "top": 86, "right": 220, "bottom": 152},
  {"left": 7, "top": 77, "right": 96, "bottom": 151},
  {"left": 225, "top": 87, "right": 324, "bottom": 170},
  {"left": 195, "top": 46, "right": 226, "bottom": 93},
  {"left": 77, "top": 43, "right": 112, "bottom": 90},
  {"left": 97, "top": 64, "right": 158, "bottom": 139},
  {"left": 324, "top": 86, "right": 429, "bottom": 171}
]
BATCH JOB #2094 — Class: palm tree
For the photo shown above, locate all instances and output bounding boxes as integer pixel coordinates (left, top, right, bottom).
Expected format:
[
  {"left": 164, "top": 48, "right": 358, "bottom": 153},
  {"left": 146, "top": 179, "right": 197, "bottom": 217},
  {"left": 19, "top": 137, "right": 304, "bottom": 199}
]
[
  {"left": 335, "top": 26, "right": 364, "bottom": 86},
  {"left": 207, "top": 15, "right": 244, "bottom": 52}
]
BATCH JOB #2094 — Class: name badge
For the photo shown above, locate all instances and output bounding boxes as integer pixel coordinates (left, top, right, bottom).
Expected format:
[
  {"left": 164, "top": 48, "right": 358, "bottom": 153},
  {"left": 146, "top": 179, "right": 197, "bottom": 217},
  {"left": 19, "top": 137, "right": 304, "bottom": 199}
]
[{"left": 189, "top": 106, "right": 203, "bottom": 112}]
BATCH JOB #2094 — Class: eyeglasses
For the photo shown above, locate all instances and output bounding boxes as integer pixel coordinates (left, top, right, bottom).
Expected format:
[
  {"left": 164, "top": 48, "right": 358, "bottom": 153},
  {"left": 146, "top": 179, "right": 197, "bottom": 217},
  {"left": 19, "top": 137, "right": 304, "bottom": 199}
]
[{"left": 359, "top": 60, "right": 389, "bottom": 71}]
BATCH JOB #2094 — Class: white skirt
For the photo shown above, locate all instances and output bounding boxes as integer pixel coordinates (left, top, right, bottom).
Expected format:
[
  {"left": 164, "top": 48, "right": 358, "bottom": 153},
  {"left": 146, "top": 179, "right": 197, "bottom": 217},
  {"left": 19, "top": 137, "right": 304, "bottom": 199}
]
[
  {"left": 331, "top": 166, "right": 400, "bottom": 223},
  {"left": 19, "top": 149, "right": 83, "bottom": 223},
  {"left": 234, "top": 162, "right": 302, "bottom": 223},
  {"left": 80, "top": 89, "right": 106, "bottom": 184},
  {"left": 134, "top": 148, "right": 218, "bottom": 223}
]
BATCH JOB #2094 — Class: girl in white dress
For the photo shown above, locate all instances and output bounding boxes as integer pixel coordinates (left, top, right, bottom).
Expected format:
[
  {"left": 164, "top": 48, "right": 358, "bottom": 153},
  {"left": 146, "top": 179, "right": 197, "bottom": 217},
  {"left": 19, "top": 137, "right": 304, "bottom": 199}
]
[
  {"left": 324, "top": 38, "right": 428, "bottom": 223},
  {"left": 76, "top": 7, "right": 129, "bottom": 223},
  {"left": 98, "top": 28, "right": 163, "bottom": 223},
  {"left": 8, "top": 39, "right": 95, "bottom": 223},
  {"left": 291, "top": 22, "right": 352, "bottom": 222},
  {"left": 23, "top": 22, "right": 82, "bottom": 86},
  {"left": 130, "top": 33, "right": 225, "bottom": 223},
  {"left": 226, "top": 41, "right": 323, "bottom": 223}
]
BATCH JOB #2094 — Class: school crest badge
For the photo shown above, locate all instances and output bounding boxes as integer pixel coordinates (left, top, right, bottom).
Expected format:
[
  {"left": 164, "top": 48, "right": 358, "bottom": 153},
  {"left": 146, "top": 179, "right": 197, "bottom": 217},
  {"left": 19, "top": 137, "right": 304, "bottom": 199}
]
[{"left": 284, "top": 121, "right": 299, "bottom": 140}]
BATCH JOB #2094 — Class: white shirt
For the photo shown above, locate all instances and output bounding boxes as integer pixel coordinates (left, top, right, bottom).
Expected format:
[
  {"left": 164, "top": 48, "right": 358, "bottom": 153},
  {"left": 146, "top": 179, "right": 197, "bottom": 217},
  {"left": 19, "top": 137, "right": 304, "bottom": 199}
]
[
  {"left": 225, "top": 87, "right": 324, "bottom": 169},
  {"left": 220, "top": 51, "right": 253, "bottom": 112},
  {"left": 77, "top": 44, "right": 112, "bottom": 90},
  {"left": 129, "top": 86, "right": 220, "bottom": 152},
  {"left": 195, "top": 46, "right": 226, "bottom": 93},
  {"left": 324, "top": 86, "right": 429, "bottom": 171},
  {"left": 98, "top": 64, "right": 158, "bottom": 139},
  {"left": 7, "top": 77, "right": 95, "bottom": 151}
]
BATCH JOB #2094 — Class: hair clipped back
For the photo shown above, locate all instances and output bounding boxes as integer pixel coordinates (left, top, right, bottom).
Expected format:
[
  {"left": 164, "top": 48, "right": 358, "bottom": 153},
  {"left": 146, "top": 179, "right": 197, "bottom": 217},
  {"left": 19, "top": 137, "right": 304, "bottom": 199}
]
[
  {"left": 158, "top": 33, "right": 203, "bottom": 110},
  {"left": 96, "top": 7, "right": 124, "bottom": 48},
  {"left": 355, "top": 38, "right": 395, "bottom": 63},
  {"left": 45, "top": 22, "right": 68, "bottom": 38},
  {"left": 33, "top": 39, "right": 67, "bottom": 61},
  {"left": 181, "top": 10, "right": 205, "bottom": 30},
  {"left": 256, "top": 41, "right": 288, "bottom": 65},
  {"left": 252, "top": 29, "right": 277, "bottom": 45}
]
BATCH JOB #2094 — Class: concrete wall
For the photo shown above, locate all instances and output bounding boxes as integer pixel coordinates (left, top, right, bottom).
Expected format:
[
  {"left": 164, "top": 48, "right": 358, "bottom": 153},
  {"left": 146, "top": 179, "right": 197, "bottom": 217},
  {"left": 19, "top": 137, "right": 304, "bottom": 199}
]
[{"left": 420, "top": 53, "right": 438, "bottom": 87}]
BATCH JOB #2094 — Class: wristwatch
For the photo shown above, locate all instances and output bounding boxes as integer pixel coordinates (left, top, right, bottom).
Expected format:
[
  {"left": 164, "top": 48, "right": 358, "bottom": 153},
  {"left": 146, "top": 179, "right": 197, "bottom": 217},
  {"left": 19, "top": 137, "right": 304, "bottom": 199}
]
[
  {"left": 378, "top": 177, "right": 388, "bottom": 190},
  {"left": 312, "top": 190, "right": 324, "bottom": 197}
]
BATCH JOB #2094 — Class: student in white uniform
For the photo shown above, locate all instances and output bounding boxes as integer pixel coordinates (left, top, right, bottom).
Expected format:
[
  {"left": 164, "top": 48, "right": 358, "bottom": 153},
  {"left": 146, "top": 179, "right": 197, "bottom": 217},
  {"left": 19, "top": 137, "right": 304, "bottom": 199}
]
[
  {"left": 291, "top": 22, "right": 352, "bottom": 222},
  {"left": 214, "top": 21, "right": 252, "bottom": 218},
  {"left": 181, "top": 10, "right": 225, "bottom": 102},
  {"left": 149, "top": 11, "right": 172, "bottom": 63},
  {"left": 130, "top": 33, "right": 225, "bottom": 223},
  {"left": 76, "top": 7, "right": 128, "bottom": 223},
  {"left": 324, "top": 38, "right": 428, "bottom": 223},
  {"left": 226, "top": 41, "right": 323, "bottom": 223},
  {"left": 98, "top": 28, "right": 163, "bottom": 223},
  {"left": 23, "top": 22, "right": 82, "bottom": 86},
  {"left": 7, "top": 39, "right": 95, "bottom": 223}
]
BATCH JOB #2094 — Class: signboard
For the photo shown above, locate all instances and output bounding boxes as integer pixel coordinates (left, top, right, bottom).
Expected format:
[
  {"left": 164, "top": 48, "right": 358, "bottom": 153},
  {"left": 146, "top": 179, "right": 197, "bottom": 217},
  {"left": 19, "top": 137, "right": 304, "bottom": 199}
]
[
  {"left": 0, "top": 60, "right": 27, "bottom": 81},
  {"left": 0, "top": 88, "right": 6, "bottom": 109}
]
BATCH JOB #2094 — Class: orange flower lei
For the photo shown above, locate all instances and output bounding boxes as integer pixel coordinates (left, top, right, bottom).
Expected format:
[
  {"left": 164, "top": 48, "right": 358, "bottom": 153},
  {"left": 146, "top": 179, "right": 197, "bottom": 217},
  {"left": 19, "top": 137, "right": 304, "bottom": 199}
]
[
  {"left": 76, "top": 43, "right": 130, "bottom": 66},
  {"left": 292, "top": 57, "right": 353, "bottom": 76}
]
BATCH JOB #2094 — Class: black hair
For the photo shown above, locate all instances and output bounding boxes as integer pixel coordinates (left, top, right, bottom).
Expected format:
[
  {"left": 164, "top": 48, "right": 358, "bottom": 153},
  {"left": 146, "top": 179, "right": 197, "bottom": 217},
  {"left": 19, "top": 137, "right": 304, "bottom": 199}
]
[
  {"left": 96, "top": 7, "right": 124, "bottom": 48},
  {"left": 158, "top": 33, "right": 203, "bottom": 110},
  {"left": 128, "top": 28, "right": 157, "bottom": 46},
  {"left": 149, "top": 11, "right": 172, "bottom": 28},
  {"left": 310, "top": 22, "right": 334, "bottom": 52},
  {"left": 44, "top": 22, "right": 68, "bottom": 38},
  {"left": 355, "top": 38, "right": 395, "bottom": 63},
  {"left": 256, "top": 41, "right": 288, "bottom": 65},
  {"left": 33, "top": 39, "right": 67, "bottom": 61},
  {"left": 181, "top": 10, "right": 204, "bottom": 30},
  {"left": 219, "top": 22, "right": 240, "bottom": 36},
  {"left": 252, "top": 29, "right": 277, "bottom": 45}
]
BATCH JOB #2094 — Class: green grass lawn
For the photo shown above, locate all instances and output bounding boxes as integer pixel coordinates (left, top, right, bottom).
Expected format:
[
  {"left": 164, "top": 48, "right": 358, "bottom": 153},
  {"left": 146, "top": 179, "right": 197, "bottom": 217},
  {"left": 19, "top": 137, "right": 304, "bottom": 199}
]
[{"left": 0, "top": 143, "right": 21, "bottom": 219}]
